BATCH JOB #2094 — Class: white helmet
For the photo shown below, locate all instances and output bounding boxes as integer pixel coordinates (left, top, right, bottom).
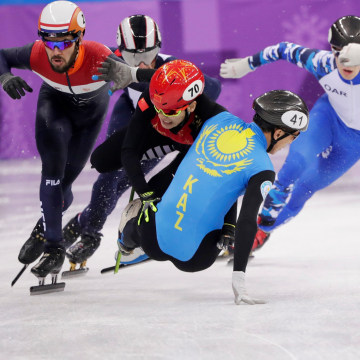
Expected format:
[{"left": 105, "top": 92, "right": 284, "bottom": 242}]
[
  {"left": 117, "top": 15, "right": 161, "bottom": 66},
  {"left": 38, "top": 0, "right": 86, "bottom": 39}
]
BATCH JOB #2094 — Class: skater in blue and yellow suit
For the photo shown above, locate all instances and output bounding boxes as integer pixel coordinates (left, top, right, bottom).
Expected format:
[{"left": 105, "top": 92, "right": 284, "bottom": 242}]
[{"left": 118, "top": 72, "right": 309, "bottom": 304}]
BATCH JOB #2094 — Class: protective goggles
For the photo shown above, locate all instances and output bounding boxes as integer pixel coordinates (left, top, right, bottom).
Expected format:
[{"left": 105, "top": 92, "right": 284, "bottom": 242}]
[
  {"left": 154, "top": 104, "right": 188, "bottom": 117},
  {"left": 43, "top": 37, "right": 78, "bottom": 51},
  {"left": 331, "top": 45, "right": 342, "bottom": 57},
  {"left": 121, "top": 47, "right": 159, "bottom": 67}
]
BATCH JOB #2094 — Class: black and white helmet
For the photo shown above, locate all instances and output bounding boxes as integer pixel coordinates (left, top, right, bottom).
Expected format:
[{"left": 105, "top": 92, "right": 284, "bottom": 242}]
[
  {"left": 328, "top": 15, "right": 360, "bottom": 49},
  {"left": 117, "top": 15, "right": 162, "bottom": 67},
  {"left": 253, "top": 90, "right": 309, "bottom": 133}
]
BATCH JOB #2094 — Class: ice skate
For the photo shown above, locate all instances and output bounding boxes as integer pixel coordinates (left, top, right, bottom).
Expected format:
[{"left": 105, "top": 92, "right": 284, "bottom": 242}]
[
  {"left": 12, "top": 218, "right": 47, "bottom": 287},
  {"left": 18, "top": 218, "right": 46, "bottom": 265},
  {"left": 62, "top": 232, "right": 102, "bottom": 277},
  {"left": 252, "top": 223, "right": 271, "bottom": 252},
  {"left": 62, "top": 214, "right": 82, "bottom": 248},
  {"left": 116, "top": 235, "right": 148, "bottom": 265},
  {"left": 101, "top": 237, "right": 149, "bottom": 274},
  {"left": 30, "top": 246, "right": 66, "bottom": 295}
]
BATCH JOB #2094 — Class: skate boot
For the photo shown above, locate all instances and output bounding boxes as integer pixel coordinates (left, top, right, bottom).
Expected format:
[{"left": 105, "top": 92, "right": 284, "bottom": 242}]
[
  {"left": 66, "top": 232, "right": 102, "bottom": 263},
  {"left": 31, "top": 245, "right": 65, "bottom": 278},
  {"left": 115, "top": 234, "right": 148, "bottom": 266},
  {"left": 63, "top": 232, "right": 102, "bottom": 277},
  {"left": 252, "top": 218, "right": 271, "bottom": 252},
  {"left": 260, "top": 183, "right": 293, "bottom": 229},
  {"left": 100, "top": 233, "right": 149, "bottom": 274},
  {"left": 18, "top": 218, "right": 46, "bottom": 265},
  {"left": 30, "top": 245, "right": 66, "bottom": 295},
  {"left": 62, "top": 214, "right": 82, "bottom": 248}
]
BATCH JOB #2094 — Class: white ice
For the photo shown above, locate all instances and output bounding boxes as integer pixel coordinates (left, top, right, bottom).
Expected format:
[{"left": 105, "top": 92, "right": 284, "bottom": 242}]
[{"left": 0, "top": 153, "right": 359, "bottom": 360}]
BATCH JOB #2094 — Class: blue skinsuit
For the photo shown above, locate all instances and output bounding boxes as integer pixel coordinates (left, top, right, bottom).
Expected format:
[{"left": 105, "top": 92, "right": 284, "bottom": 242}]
[
  {"left": 155, "top": 111, "right": 273, "bottom": 262},
  {"left": 250, "top": 42, "right": 360, "bottom": 231}
]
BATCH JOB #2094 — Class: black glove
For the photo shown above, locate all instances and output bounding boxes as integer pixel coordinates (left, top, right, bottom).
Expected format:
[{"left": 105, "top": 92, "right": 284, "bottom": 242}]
[
  {"left": 0, "top": 72, "right": 33, "bottom": 100},
  {"left": 217, "top": 223, "right": 235, "bottom": 250},
  {"left": 138, "top": 191, "right": 161, "bottom": 225}
]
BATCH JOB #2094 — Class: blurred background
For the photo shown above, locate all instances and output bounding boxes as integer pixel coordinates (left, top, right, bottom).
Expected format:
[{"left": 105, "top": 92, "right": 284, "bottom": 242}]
[{"left": 0, "top": 0, "right": 358, "bottom": 159}]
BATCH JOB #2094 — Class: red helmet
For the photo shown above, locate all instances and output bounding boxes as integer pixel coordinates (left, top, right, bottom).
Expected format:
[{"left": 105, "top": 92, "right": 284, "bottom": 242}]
[{"left": 149, "top": 59, "right": 204, "bottom": 111}]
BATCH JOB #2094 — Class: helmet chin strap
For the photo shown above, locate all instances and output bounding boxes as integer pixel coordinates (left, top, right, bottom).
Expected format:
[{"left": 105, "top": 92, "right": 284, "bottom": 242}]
[
  {"left": 72, "top": 39, "right": 81, "bottom": 64},
  {"left": 170, "top": 108, "right": 191, "bottom": 134},
  {"left": 266, "top": 129, "right": 277, "bottom": 153},
  {"left": 266, "top": 130, "right": 291, "bottom": 152}
]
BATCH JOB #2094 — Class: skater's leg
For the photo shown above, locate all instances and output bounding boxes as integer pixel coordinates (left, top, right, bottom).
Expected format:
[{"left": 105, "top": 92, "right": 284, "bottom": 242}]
[
  {"left": 170, "top": 231, "right": 221, "bottom": 272},
  {"left": 274, "top": 137, "right": 360, "bottom": 229},
  {"left": 258, "top": 96, "right": 335, "bottom": 232}
]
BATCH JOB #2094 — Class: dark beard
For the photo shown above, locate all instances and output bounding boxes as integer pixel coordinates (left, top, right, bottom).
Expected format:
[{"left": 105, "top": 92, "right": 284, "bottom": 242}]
[{"left": 49, "top": 44, "right": 79, "bottom": 74}]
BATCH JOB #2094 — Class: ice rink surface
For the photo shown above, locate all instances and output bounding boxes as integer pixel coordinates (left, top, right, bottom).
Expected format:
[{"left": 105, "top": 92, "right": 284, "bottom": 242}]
[{"left": 1, "top": 154, "right": 359, "bottom": 360}]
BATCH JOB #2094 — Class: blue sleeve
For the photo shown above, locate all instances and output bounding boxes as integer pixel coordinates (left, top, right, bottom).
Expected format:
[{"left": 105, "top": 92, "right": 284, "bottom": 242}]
[
  {"left": 0, "top": 43, "right": 33, "bottom": 74},
  {"left": 249, "top": 41, "right": 336, "bottom": 80}
]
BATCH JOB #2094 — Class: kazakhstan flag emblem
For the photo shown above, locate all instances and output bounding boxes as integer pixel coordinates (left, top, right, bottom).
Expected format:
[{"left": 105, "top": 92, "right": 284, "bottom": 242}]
[{"left": 195, "top": 123, "right": 255, "bottom": 177}]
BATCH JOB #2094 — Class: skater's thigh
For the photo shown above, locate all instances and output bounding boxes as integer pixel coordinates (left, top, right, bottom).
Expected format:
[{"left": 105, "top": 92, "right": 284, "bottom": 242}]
[
  {"left": 91, "top": 127, "right": 128, "bottom": 172},
  {"left": 35, "top": 102, "right": 72, "bottom": 177}
]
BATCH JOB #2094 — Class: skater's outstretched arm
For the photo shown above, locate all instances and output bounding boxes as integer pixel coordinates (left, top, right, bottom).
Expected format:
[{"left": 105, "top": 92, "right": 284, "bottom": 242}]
[{"left": 232, "top": 170, "right": 274, "bottom": 305}]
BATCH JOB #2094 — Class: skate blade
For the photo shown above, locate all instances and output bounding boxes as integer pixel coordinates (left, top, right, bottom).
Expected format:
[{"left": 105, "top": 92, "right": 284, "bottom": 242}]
[
  {"left": 61, "top": 267, "right": 89, "bottom": 278},
  {"left": 101, "top": 258, "right": 152, "bottom": 274},
  {"left": 30, "top": 282, "right": 65, "bottom": 295}
]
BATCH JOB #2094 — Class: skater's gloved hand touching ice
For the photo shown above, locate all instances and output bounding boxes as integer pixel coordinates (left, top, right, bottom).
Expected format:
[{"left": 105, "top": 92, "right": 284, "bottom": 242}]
[
  {"left": 217, "top": 223, "right": 235, "bottom": 250},
  {"left": 138, "top": 191, "right": 161, "bottom": 225},
  {"left": 92, "top": 56, "right": 138, "bottom": 95},
  {"left": 220, "top": 57, "right": 254, "bottom": 79},
  {"left": 338, "top": 43, "right": 360, "bottom": 67},
  {"left": 232, "top": 271, "right": 266, "bottom": 305},
  {"left": 0, "top": 72, "right": 33, "bottom": 99}
]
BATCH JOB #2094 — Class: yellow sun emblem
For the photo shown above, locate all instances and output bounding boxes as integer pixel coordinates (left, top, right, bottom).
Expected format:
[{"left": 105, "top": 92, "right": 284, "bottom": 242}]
[{"left": 195, "top": 123, "right": 255, "bottom": 177}]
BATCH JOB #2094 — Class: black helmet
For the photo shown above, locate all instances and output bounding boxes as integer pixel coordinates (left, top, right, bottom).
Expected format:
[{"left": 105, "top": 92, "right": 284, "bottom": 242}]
[
  {"left": 328, "top": 15, "right": 360, "bottom": 48},
  {"left": 253, "top": 90, "right": 309, "bottom": 133},
  {"left": 116, "top": 15, "right": 161, "bottom": 67}
]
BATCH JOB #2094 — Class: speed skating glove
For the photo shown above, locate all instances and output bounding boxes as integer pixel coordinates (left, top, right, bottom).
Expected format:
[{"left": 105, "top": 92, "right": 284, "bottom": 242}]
[
  {"left": 138, "top": 191, "right": 161, "bottom": 225},
  {"left": 232, "top": 271, "right": 266, "bottom": 305},
  {"left": 0, "top": 72, "right": 33, "bottom": 100},
  {"left": 220, "top": 57, "right": 254, "bottom": 79},
  {"left": 339, "top": 43, "right": 360, "bottom": 67},
  {"left": 217, "top": 223, "right": 235, "bottom": 250},
  {"left": 92, "top": 57, "right": 138, "bottom": 95}
]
